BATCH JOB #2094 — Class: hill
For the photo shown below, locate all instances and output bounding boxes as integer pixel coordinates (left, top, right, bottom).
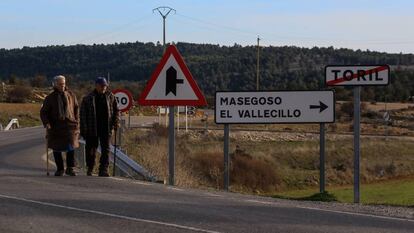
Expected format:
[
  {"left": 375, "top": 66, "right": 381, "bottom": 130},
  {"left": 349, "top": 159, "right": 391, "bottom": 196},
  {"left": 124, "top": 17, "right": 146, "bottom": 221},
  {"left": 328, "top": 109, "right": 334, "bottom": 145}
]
[{"left": 1, "top": 42, "right": 414, "bottom": 101}]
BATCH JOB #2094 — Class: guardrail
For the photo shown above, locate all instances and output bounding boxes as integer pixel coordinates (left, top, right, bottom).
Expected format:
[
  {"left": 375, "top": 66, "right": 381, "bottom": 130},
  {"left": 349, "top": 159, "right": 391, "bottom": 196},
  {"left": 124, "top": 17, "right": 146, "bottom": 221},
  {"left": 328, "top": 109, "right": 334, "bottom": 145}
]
[
  {"left": 4, "top": 118, "right": 19, "bottom": 131},
  {"left": 75, "top": 139, "right": 156, "bottom": 181}
]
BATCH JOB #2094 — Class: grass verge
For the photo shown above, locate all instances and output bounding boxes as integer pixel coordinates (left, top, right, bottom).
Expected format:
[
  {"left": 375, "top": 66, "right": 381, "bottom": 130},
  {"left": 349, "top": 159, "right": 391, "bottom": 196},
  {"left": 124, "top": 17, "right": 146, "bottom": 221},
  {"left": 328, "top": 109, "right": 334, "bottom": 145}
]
[{"left": 272, "top": 178, "right": 414, "bottom": 206}]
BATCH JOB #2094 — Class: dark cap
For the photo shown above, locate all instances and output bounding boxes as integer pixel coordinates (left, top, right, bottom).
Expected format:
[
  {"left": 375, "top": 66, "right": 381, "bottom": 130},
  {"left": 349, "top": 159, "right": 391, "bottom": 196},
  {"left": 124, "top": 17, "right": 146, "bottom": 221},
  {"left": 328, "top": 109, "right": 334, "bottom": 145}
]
[{"left": 95, "top": 77, "right": 108, "bottom": 86}]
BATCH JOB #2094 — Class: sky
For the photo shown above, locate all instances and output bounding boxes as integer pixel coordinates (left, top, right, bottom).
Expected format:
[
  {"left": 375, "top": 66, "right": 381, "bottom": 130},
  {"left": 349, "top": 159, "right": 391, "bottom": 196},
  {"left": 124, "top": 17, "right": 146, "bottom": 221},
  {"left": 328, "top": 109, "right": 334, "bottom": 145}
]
[{"left": 1, "top": 0, "right": 414, "bottom": 53}]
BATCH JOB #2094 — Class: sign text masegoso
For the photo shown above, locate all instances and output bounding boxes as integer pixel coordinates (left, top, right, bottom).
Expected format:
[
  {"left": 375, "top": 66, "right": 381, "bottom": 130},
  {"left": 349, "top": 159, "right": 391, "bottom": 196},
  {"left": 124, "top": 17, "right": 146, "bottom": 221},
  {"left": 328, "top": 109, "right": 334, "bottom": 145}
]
[{"left": 215, "top": 91, "right": 335, "bottom": 124}]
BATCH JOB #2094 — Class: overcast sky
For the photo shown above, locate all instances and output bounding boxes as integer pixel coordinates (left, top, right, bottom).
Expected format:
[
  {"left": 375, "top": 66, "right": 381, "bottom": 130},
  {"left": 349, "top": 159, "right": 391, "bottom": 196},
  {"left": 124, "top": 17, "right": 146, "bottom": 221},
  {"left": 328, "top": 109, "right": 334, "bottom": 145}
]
[{"left": 1, "top": 0, "right": 413, "bottom": 53}]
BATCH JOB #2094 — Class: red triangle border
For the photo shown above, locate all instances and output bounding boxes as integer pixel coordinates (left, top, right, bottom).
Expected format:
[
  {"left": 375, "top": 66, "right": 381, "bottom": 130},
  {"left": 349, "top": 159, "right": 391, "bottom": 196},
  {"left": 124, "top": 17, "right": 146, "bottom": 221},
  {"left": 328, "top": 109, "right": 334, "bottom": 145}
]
[{"left": 138, "top": 45, "right": 207, "bottom": 106}]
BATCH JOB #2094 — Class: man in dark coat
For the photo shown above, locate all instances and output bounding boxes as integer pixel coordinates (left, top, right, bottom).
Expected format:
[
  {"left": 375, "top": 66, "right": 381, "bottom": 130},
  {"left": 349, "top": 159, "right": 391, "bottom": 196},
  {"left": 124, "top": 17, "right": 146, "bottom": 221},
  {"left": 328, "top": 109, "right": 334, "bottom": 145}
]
[
  {"left": 80, "top": 77, "right": 120, "bottom": 177},
  {"left": 40, "top": 75, "right": 79, "bottom": 176}
]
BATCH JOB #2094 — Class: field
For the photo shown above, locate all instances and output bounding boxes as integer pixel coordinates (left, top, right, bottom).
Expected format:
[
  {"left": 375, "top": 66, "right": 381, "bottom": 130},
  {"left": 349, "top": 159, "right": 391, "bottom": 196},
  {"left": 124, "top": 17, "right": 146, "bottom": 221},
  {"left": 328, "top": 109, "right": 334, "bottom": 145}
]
[
  {"left": 123, "top": 125, "right": 414, "bottom": 205},
  {"left": 273, "top": 178, "right": 414, "bottom": 206},
  {"left": 0, "top": 103, "right": 42, "bottom": 127},
  {"left": 2, "top": 99, "right": 413, "bottom": 206}
]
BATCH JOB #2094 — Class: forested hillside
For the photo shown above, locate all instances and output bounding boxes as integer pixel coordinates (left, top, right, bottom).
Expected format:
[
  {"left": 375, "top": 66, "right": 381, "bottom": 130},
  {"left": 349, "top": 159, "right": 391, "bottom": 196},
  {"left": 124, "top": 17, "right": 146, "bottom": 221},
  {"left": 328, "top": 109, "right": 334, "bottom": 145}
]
[{"left": 1, "top": 42, "right": 414, "bottom": 101}]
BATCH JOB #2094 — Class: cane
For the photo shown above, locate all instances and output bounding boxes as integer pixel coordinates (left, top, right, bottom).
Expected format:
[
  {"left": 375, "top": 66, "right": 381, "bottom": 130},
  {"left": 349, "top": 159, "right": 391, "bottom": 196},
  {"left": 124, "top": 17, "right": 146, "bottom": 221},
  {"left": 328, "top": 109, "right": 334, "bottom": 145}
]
[
  {"left": 113, "top": 128, "right": 118, "bottom": 177},
  {"left": 46, "top": 129, "right": 50, "bottom": 176}
]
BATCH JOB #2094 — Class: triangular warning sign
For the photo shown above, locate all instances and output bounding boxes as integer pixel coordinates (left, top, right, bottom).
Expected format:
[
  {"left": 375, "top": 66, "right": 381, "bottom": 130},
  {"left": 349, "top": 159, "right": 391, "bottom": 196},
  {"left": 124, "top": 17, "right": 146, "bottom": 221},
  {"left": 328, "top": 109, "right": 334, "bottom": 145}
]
[{"left": 138, "top": 45, "right": 207, "bottom": 106}]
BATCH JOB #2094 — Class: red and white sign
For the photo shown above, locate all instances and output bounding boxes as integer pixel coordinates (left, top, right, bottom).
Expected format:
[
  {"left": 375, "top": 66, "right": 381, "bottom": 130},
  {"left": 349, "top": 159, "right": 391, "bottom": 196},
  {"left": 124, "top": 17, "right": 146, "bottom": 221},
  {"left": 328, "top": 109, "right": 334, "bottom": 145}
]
[
  {"left": 138, "top": 45, "right": 207, "bottom": 106},
  {"left": 325, "top": 65, "right": 390, "bottom": 86},
  {"left": 112, "top": 89, "right": 133, "bottom": 112}
]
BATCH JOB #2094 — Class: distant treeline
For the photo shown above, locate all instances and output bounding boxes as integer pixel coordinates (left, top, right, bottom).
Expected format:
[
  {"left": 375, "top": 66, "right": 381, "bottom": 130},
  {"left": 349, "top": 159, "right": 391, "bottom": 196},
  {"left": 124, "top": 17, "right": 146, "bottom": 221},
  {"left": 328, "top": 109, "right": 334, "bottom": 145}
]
[{"left": 1, "top": 42, "right": 414, "bottom": 101}]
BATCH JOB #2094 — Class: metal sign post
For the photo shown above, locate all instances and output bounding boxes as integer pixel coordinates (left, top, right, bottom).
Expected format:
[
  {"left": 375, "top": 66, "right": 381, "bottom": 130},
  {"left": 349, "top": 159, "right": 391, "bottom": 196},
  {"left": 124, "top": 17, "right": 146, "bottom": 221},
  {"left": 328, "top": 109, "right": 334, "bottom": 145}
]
[
  {"left": 224, "top": 124, "right": 230, "bottom": 191},
  {"left": 138, "top": 45, "right": 207, "bottom": 186},
  {"left": 325, "top": 64, "right": 390, "bottom": 203},
  {"left": 353, "top": 86, "right": 361, "bottom": 203},
  {"left": 168, "top": 106, "right": 175, "bottom": 185},
  {"left": 319, "top": 123, "right": 325, "bottom": 193},
  {"left": 216, "top": 90, "right": 335, "bottom": 192}
]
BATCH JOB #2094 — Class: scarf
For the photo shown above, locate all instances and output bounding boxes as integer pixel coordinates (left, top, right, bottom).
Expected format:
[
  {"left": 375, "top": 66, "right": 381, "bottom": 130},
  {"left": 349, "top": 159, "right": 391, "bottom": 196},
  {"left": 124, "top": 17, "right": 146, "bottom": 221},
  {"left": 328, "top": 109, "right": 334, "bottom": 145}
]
[{"left": 57, "top": 90, "right": 75, "bottom": 121}]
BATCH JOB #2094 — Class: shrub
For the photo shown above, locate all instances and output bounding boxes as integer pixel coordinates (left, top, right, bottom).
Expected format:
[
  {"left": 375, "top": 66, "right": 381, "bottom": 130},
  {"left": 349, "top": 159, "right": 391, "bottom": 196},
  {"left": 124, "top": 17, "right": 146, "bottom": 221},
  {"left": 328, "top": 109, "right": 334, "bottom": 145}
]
[{"left": 7, "top": 86, "right": 32, "bottom": 103}]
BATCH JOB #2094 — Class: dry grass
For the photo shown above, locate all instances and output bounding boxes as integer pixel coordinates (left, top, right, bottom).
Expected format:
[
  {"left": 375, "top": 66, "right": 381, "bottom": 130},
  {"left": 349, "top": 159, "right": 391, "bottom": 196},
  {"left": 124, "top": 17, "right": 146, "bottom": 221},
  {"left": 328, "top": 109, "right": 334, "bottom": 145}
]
[
  {"left": 364, "top": 101, "right": 414, "bottom": 111},
  {"left": 123, "top": 125, "right": 414, "bottom": 195},
  {"left": 0, "top": 103, "right": 41, "bottom": 127}
]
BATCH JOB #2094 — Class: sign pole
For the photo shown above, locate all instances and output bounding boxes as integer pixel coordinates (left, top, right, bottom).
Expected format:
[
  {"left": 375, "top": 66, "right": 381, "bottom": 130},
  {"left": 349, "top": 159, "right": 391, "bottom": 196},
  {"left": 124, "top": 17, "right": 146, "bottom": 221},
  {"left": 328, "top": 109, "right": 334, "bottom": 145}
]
[
  {"left": 113, "top": 128, "right": 118, "bottom": 177},
  {"left": 319, "top": 123, "right": 325, "bottom": 193},
  {"left": 185, "top": 106, "right": 188, "bottom": 132},
  {"left": 165, "top": 107, "right": 168, "bottom": 126},
  {"left": 177, "top": 106, "right": 180, "bottom": 132},
  {"left": 224, "top": 124, "right": 230, "bottom": 191},
  {"left": 168, "top": 106, "right": 175, "bottom": 185},
  {"left": 353, "top": 86, "right": 361, "bottom": 203},
  {"left": 128, "top": 110, "right": 131, "bottom": 128}
]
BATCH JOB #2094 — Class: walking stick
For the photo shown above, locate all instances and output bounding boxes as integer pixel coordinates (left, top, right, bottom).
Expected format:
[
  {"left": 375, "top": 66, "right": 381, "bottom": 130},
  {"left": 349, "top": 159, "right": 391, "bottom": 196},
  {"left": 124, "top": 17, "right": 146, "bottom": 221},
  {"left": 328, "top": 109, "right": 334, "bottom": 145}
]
[
  {"left": 46, "top": 129, "right": 50, "bottom": 176},
  {"left": 113, "top": 128, "right": 117, "bottom": 177}
]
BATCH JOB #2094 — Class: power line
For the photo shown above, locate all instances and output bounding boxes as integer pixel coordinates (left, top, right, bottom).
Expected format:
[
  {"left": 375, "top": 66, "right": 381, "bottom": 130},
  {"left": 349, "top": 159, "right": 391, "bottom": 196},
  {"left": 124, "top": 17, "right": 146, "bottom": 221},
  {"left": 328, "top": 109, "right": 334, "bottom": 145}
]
[
  {"left": 175, "top": 13, "right": 414, "bottom": 45},
  {"left": 70, "top": 13, "right": 153, "bottom": 45}
]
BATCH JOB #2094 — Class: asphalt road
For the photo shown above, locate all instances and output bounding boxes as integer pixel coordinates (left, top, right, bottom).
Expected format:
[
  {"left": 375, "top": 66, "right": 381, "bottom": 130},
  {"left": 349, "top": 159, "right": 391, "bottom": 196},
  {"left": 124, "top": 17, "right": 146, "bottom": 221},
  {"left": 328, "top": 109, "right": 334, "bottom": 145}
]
[{"left": 0, "top": 127, "right": 413, "bottom": 233}]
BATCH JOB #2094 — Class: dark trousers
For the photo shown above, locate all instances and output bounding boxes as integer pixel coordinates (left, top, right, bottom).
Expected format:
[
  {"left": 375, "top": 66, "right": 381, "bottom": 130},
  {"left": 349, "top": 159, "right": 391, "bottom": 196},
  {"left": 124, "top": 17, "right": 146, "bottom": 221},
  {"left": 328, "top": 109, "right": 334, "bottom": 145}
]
[
  {"left": 85, "top": 134, "right": 111, "bottom": 170},
  {"left": 53, "top": 150, "right": 75, "bottom": 171}
]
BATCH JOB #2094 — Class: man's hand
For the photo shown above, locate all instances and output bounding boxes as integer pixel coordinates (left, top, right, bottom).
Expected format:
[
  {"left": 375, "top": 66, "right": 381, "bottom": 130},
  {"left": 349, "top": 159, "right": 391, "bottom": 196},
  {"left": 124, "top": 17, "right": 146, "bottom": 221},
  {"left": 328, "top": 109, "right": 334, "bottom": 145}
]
[
  {"left": 46, "top": 124, "right": 51, "bottom": 130},
  {"left": 114, "top": 123, "right": 120, "bottom": 131}
]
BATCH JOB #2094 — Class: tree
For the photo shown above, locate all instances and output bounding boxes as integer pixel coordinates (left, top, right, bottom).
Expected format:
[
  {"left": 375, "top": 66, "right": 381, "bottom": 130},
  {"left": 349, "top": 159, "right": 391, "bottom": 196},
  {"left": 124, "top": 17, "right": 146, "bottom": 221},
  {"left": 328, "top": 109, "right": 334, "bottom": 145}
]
[
  {"left": 7, "top": 86, "right": 32, "bottom": 103},
  {"left": 30, "top": 75, "right": 47, "bottom": 87}
]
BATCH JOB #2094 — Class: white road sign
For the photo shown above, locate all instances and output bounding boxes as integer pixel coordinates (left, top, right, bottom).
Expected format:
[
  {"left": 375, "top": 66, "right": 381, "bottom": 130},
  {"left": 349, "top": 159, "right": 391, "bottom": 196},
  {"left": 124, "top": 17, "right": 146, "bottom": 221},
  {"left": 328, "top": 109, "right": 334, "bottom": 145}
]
[
  {"left": 138, "top": 45, "right": 206, "bottom": 106},
  {"left": 325, "top": 65, "right": 390, "bottom": 86},
  {"left": 113, "top": 89, "right": 133, "bottom": 113},
  {"left": 215, "top": 91, "right": 335, "bottom": 124}
]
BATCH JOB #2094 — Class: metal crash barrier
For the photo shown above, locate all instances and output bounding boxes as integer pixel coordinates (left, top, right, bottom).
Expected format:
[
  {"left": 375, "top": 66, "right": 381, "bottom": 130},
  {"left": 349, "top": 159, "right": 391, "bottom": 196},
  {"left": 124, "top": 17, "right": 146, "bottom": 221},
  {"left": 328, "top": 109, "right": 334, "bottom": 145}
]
[
  {"left": 75, "top": 139, "right": 156, "bottom": 182},
  {"left": 3, "top": 118, "right": 20, "bottom": 131}
]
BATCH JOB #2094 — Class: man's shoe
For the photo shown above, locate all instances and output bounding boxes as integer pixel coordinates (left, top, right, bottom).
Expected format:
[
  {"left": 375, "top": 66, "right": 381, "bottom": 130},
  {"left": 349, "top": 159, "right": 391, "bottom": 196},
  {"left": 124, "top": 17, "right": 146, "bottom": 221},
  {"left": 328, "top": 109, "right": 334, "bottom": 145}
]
[
  {"left": 54, "top": 170, "right": 64, "bottom": 176},
  {"left": 98, "top": 169, "right": 110, "bottom": 177},
  {"left": 86, "top": 168, "right": 93, "bottom": 176},
  {"left": 65, "top": 167, "right": 76, "bottom": 176}
]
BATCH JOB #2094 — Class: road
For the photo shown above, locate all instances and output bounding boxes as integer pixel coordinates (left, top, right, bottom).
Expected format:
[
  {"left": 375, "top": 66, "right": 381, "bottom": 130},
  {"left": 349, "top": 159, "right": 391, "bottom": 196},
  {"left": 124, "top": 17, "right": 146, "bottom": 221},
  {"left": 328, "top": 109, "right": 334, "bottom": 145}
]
[{"left": 0, "top": 127, "right": 413, "bottom": 233}]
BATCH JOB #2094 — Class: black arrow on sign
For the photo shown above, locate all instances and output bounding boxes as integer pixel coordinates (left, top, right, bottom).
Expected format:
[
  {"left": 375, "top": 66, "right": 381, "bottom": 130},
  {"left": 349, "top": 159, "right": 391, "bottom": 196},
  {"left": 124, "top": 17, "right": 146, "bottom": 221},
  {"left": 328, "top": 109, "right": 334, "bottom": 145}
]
[
  {"left": 310, "top": 101, "right": 328, "bottom": 113},
  {"left": 165, "top": 66, "right": 184, "bottom": 96}
]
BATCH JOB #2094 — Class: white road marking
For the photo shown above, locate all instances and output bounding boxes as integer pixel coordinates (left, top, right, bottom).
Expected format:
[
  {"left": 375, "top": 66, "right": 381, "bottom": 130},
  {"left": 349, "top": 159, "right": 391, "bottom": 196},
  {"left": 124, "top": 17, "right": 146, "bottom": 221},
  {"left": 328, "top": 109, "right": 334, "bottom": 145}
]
[
  {"left": 245, "top": 200, "right": 274, "bottom": 205},
  {"left": 133, "top": 181, "right": 153, "bottom": 186},
  {"left": 204, "top": 193, "right": 222, "bottom": 197},
  {"left": 0, "top": 194, "right": 221, "bottom": 233},
  {"left": 167, "top": 187, "right": 185, "bottom": 191},
  {"left": 244, "top": 198, "right": 414, "bottom": 223},
  {"left": 109, "top": 177, "right": 153, "bottom": 186},
  {"left": 109, "top": 177, "right": 124, "bottom": 181},
  {"left": 296, "top": 205, "right": 414, "bottom": 223}
]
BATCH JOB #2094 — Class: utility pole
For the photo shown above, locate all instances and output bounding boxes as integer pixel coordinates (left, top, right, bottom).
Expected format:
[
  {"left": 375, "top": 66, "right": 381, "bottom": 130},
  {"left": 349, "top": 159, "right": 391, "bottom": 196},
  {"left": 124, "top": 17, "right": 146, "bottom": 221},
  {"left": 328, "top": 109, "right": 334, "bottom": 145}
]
[
  {"left": 153, "top": 6, "right": 176, "bottom": 127},
  {"left": 153, "top": 6, "right": 177, "bottom": 186},
  {"left": 153, "top": 6, "right": 176, "bottom": 48},
  {"left": 256, "top": 36, "right": 261, "bottom": 91}
]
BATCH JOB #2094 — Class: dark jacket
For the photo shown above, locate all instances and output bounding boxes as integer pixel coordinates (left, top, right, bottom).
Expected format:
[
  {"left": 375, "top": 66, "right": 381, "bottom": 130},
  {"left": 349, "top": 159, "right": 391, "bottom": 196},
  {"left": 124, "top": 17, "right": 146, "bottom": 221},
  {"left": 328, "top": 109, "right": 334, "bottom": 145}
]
[
  {"left": 80, "top": 90, "right": 120, "bottom": 138},
  {"left": 40, "top": 88, "right": 80, "bottom": 151}
]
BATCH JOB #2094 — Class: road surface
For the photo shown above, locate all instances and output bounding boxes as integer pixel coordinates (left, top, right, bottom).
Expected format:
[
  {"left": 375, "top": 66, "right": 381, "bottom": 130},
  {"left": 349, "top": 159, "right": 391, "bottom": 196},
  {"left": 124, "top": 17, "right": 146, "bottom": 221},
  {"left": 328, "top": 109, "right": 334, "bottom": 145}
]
[{"left": 0, "top": 127, "right": 413, "bottom": 233}]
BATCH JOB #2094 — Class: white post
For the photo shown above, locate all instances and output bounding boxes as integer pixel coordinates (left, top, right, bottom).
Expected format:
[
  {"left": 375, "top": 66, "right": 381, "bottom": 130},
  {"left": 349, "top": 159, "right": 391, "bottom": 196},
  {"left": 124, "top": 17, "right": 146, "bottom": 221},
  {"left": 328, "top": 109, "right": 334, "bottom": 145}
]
[
  {"left": 158, "top": 107, "right": 161, "bottom": 125},
  {"left": 177, "top": 106, "right": 180, "bottom": 132},
  {"left": 185, "top": 106, "right": 188, "bottom": 132},
  {"left": 165, "top": 107, "right": 168, "bottom": 126}
]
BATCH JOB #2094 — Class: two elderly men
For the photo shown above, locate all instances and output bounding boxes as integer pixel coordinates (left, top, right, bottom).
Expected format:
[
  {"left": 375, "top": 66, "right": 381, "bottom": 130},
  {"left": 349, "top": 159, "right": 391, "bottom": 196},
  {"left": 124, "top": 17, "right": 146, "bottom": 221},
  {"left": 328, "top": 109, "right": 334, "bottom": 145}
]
[{"left": 40, "top": 76, "right": 119, "bottom": 177}]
